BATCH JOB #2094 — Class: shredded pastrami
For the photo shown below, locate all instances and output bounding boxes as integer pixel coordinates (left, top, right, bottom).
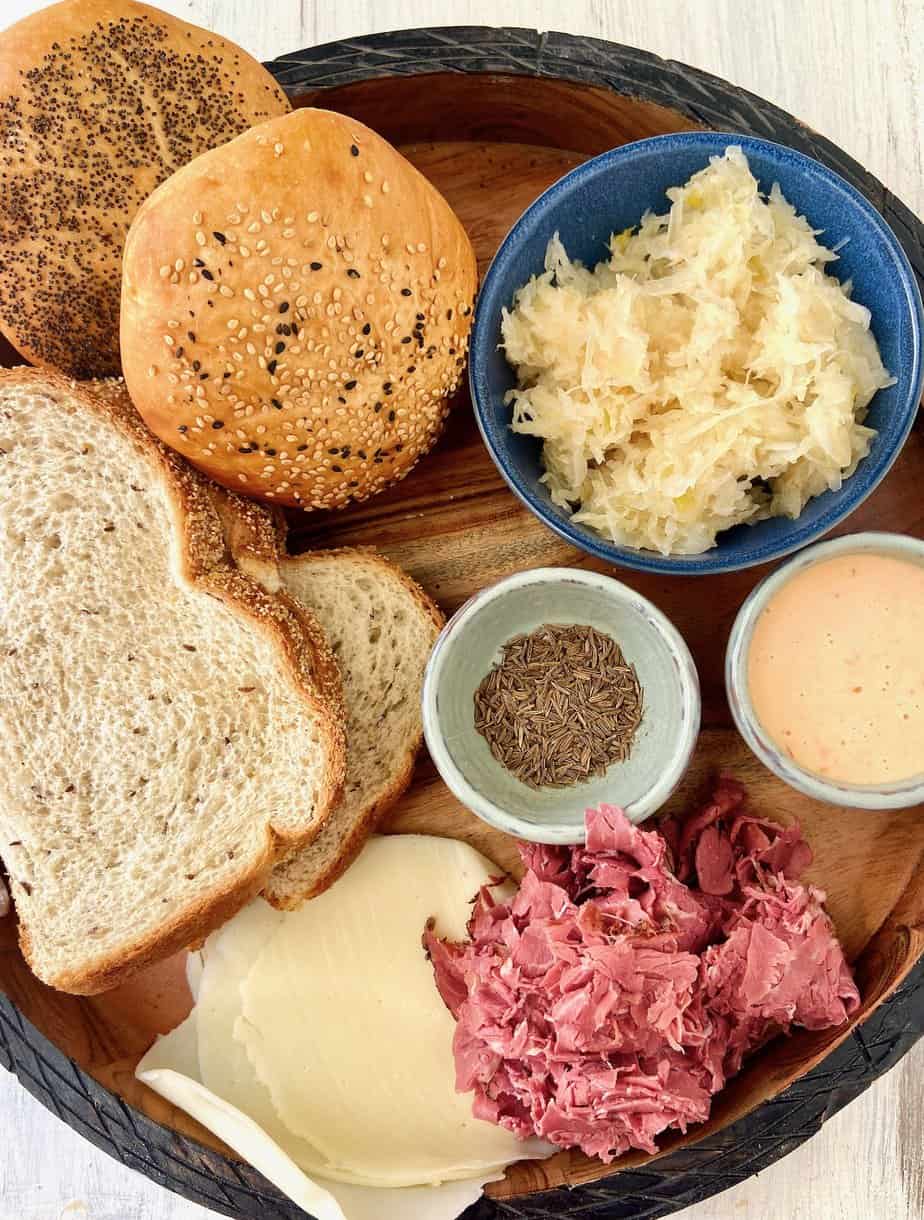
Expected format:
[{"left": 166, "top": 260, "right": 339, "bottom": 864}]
[{"left": 425, "top": 779, "right": 859, "bottom": 1162}]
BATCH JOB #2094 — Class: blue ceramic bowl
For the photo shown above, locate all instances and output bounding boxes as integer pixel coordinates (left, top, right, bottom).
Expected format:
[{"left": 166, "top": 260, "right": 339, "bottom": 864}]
[{"left": 469, "top": 132, "right": 924, "bottom": 575}]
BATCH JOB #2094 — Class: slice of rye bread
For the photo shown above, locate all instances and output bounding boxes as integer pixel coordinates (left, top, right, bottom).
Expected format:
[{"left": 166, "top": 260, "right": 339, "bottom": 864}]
[
  {"left": 0, "top": 370, "right": 345, "bottom": 994},
  {"left": 264, "top": 549, "right": 445, "bottom": 907},
  {"left": 203, "top": 488, "right": 445, "bottom": 907}
]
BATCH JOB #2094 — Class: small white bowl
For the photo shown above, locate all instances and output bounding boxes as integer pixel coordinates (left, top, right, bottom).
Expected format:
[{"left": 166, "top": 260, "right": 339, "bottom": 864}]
[
  {"left": 421, "top": 567, "right": 701, "bottom": 843},
  {"left": 726, "top": 531, "right": 924, "bottom": 810}
]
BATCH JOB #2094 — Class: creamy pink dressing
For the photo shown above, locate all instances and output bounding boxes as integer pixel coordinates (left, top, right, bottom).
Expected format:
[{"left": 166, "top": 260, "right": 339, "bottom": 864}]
[{"left": 747, "top": 552, "right": 924, "bottom": 785}]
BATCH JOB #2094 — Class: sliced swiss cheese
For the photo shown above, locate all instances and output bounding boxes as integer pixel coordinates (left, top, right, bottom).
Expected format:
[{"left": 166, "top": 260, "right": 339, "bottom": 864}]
[
  {"left": 237, "top": 834, "right": 527, "bottom": 1187},
  {"left": 195, "top": 900, "right": 321, "bottom": 1162},
  {"left": 196, "top": 898, "right": 412, "bottom": 1186}
]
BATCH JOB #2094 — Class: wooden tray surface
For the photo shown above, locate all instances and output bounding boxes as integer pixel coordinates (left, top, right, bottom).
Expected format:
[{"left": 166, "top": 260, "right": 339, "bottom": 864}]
[{"left": 2, "top": 26, "right": 923, "bottom": 1220}]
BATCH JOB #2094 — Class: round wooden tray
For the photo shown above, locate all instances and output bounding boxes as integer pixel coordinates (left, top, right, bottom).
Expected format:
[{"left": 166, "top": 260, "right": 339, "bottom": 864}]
[{"left": 2, "top": 26, "right": 924, "bottom": 1220}]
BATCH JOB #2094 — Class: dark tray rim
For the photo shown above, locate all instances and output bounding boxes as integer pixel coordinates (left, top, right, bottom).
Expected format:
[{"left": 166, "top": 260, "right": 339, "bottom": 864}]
[{"left": 2, "top": 24, "right": 923, "bottom": 1220}]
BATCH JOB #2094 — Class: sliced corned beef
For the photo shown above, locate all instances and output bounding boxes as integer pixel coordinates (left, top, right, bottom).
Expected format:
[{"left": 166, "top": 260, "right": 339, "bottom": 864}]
[{"left": 425, "top": 780, "right": 859, "bottom": 1162}]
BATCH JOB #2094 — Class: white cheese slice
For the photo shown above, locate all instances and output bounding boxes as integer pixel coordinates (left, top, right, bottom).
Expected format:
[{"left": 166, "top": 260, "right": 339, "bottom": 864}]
[
  {"left": 136, "top": 834, "right": 550, "bottom": 1218},
  {"left": 138, "top": 1059, "right": 349, "bottom": 1220},
  {"left": 236, "top": 834, "right": 529, "bottom": 1187},
  {"left": 195, "top": 900, "right": 323, "bottom": 1164},
  {"left": 139, "top": 1034, "right": 507, "bottom": 1220},
  {"left": 186, "top": 948, "right": 205, "bottom": 1002},
  {"left": 192, "top": 891, "right": 521, "bottom": 1190}
]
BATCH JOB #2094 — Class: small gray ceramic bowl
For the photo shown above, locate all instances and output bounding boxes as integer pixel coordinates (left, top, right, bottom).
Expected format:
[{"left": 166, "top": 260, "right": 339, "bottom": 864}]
[
  {"left": 726, "top": 531, "right": 924, "bottom": 810},
  {"left": 422, "top": 568, "right": 700, "bottom": 843}
]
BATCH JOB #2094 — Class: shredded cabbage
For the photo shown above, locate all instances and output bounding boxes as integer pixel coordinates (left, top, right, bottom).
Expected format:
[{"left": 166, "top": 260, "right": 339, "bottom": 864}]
[{"left": 501, "top": 147, "right": 893, "bottom": 555}]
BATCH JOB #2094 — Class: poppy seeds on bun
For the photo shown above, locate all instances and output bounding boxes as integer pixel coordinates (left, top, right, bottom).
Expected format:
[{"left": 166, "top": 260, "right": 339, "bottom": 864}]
[{"left": 0, "top": 0, "right": 290, "bottom": 378}]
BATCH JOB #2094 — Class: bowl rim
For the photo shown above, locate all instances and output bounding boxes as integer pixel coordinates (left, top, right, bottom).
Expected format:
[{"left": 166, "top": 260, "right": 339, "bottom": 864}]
[
  {"left": 726, "top": 530, "right": 924, "bottom": 809},
  {"left": 469, "top": 130, "right": 924, "bottom": 577},
  {"left": 421, "top": 565, "right": 701, "bottom": 843}
]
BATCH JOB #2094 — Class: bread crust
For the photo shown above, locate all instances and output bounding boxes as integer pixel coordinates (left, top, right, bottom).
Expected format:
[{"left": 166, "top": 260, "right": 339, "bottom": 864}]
[
  {"left": 0, "top": 368, "right": 345, "bottom": 994},
  {"left": 120, "top": 107, "right": 477, "bottom": 509},
  {"left": 169, "top": 487, "right": 438, "bottom": 907},
  {"left": 264, "top": 547, "right": 444, "bottom": 909},
  {"left": 0, "top": 0, "right": 290, "bottom": 378},
  {"left": 202, "top": 484, "right": 344, "bottom": 746}
]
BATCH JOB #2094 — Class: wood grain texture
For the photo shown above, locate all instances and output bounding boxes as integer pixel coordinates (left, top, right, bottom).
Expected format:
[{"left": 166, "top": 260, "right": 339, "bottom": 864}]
[
  {"left": 290, "top": 127, "right": 924, "bottom": 732},
  {"left": 0, "top": 2, "right": 922, "bottom": 1220}
]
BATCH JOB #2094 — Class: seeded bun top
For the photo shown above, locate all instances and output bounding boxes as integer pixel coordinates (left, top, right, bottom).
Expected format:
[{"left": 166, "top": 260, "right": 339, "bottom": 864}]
[
  {"left": 0, "top": 0, "right": 290, "bottom": 378},
  {"left": 120, "top": 107, "right": 477, "bottom": 511}
]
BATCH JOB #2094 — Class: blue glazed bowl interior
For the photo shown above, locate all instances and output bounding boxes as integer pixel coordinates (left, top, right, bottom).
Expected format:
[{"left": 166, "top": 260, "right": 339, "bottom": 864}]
[{"left": 470, "top": 132, "right": 924, "bottom": 575}]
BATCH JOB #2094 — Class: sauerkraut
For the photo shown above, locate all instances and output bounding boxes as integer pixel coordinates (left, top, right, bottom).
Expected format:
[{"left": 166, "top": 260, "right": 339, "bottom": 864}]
[{"left": 501, "top": 146, "right": 893, "bottom": 555}]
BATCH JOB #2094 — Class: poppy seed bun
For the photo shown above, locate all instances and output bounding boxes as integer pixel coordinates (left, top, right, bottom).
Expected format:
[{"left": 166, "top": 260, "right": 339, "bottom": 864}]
[
  {"left": 0, "top": 0, "right": 289, "bottom": 378},
  {"left": 120, "top": 108, "right": 477, "bottom": 510}
]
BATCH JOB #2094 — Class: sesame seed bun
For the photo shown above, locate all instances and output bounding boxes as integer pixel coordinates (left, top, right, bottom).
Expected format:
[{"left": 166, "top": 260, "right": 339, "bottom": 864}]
[
  {"left": 119, "top": 107, "right": 478, "bottom": 510},
  {"left": 0, "top": 0, "right": 290, "bottom": 379}
]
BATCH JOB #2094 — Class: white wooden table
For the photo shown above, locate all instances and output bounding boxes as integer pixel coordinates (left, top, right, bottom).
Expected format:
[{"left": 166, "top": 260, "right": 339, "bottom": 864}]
[{"left": 1, "top": 1, "right": 922, "bottom": 1218}]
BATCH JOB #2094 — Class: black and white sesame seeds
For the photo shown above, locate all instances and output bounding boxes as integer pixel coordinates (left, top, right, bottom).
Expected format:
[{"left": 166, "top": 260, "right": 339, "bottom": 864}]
[{"left": 126, "top": 114, "right": 473, "bottom": 508}]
